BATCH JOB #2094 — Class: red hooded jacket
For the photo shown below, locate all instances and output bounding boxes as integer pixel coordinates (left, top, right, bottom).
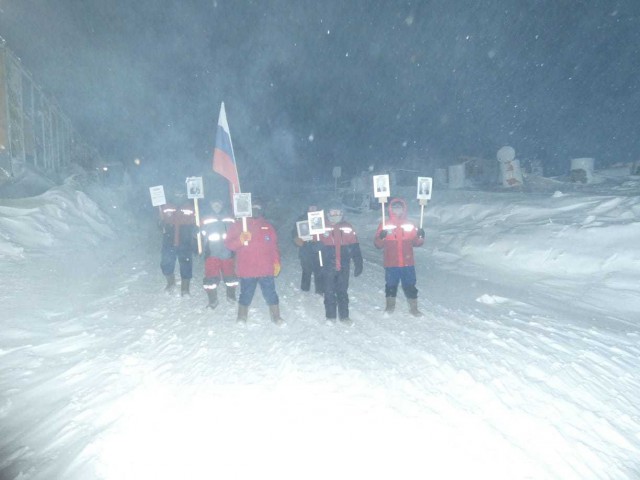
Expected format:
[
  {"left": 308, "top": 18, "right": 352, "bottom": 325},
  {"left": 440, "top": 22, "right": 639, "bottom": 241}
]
[
  {"left": 225, "top": 216, "right": 280, "bottom": 278},
  {"left": 374, "top": 198, "right": 424, "bottom": 267}
]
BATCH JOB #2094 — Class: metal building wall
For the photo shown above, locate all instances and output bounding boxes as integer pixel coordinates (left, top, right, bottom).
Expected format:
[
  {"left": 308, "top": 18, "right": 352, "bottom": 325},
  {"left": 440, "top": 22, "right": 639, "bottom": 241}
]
[
  {"left": 0, "top": 46, "right": 10, "bottom": 181},
  {"left": 0, "top": 40, "right": 100, "bottom": 184}
]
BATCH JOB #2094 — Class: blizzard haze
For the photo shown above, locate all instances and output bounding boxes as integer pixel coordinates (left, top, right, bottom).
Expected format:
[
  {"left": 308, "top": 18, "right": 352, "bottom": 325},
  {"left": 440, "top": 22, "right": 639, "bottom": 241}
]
[
  {"left": 1, "top": 169, "right": 640, "bottom": 479},
  {"left": 1, "top": 2, "right": 640, "bottom": 478},
  {"left": 1, "top": 1, "right": 639, "bottom": 182}
]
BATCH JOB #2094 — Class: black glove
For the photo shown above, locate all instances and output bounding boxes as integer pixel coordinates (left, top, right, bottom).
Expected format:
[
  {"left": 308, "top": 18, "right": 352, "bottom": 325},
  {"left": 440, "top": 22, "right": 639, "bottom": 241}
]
[
  {"left": 352, "top": 244, "right": 363, "bottom": 277},
  {"left": 354, "top": 263, "right": 363, "bottom": 277},
  {"left": 417, "top": 228, "right": 425, "bottom": 239},
  {"left": 379, "top": 229, "right": 387, "bottom": 239}
]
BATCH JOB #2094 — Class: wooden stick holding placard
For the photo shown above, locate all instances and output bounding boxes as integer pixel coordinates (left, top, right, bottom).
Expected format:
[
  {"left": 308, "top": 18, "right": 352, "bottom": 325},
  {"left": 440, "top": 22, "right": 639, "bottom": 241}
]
[
  {"left": 193, "top": 198, "right": 202, "bottom": 254},
  {"left": 316, "top": 234, "right": 323, "bottom": 267},
  {"left": 419, "top": 199, "right": 427, "bottom": 229},
  {"left": 233, "top": 192, "right": 252, "bottom": 246},
  {"left": 380, "top": 197, "right": 388, "bottom": 229},
  {"left": 242, "top": 217, "right": 248, "bottom": 245},
  {"left": 416, "top": 176, "right": 433, "bottom": 229},
  {"left": 307, "top": 210, "right": 325, "bottom": 267},
  {"left": 373, "top": 174, "right": 390, "bottom": 229},
  {"left": 149, "top": 185, "right": 167, "bottom": 220},
  {"left": 185, "top": 177, "right": 204, "bottom": 254}
]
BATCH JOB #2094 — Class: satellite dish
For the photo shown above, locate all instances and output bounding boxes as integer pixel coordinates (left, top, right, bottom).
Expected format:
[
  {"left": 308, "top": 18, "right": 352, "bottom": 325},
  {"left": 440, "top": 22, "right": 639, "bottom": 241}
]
[{"left": 497, "top": 146, "right": 516, "bottom": 163}]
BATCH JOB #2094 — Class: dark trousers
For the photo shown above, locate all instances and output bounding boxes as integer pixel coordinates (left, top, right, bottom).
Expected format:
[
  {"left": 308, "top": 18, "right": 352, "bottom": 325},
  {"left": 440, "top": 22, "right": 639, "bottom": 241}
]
[
  {"left": 239, "top": 277, "right": 279, "bottom": 306},
  {"left": 161, "top": 242, "right": 193, "bottom": 279},
  {"left": 384, "top": 266, "right": 418, "bottom": 299},
  {"left": 300, "top": 250, "right": 323, "bottom": 293},
  {"left": 322, "top": 266, "right": 350, "bottom": 319}
]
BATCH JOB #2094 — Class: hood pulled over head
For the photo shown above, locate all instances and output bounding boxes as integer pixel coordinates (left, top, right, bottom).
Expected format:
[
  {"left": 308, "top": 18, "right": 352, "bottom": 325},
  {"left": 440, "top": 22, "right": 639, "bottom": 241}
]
[{"left": 388, "top": 197, "right": 407, "bottom": 221}]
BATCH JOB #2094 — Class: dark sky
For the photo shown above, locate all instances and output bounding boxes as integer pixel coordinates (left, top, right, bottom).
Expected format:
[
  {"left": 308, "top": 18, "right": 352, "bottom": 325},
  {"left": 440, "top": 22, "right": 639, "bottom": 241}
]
[{"left": 1, "top": 0, "right": 639, "bottom": 187}]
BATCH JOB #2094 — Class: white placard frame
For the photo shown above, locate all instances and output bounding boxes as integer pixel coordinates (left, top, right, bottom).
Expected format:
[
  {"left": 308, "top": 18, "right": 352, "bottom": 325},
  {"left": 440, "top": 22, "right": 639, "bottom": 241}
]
[
  {"left": 373, "top": 174, "right": 390, "bottom": 199},
  {"left": 186, "top": 176, "right": 204, "bottom": 199},
  {"left": 308, "top": 210, "right": 326, "bottom": 235},
  {"left": 296, "top": 220, "right": 312, "bottom": 241},
  {"left": 233, "top": 192, "right": 252, "bottom": 218},
  {"left": 149, "top": 185, "right": 166, "bottom": 206},
  {"left": 417, "top": 176, "right": 433, "bottom": 201}
]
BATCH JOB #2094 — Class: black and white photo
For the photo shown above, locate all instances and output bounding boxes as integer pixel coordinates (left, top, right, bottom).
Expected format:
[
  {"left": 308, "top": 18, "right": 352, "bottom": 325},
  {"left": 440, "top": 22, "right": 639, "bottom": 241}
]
[
  {"left": 417, "top": 177, "right": 433, "bottom": 200},
  {"left": 373, "top": 174, "right": 390, "bottom": 198},
  {"left": 233, "top": 192, "right": 252, "bottom": 217},
  {"left": 308, "top": 210, "right": 326, "bottom": 235},
  {"left": 296, "top": 220, "right": 312, "bottom": 241},
  {"left": 186, "top": 176, "right": 204, "bottom": 199}
]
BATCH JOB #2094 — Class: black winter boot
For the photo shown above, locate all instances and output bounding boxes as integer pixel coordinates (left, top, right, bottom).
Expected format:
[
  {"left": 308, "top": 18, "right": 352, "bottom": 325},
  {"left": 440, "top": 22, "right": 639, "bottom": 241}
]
[
  {"left": 269, "top": 304, "right": 284, "bottom": 325},
  {"left": 165, "top": 274, "right": 176, "bottom": 292},
  {"left": 226, "top": 286, "right": 237, "bottom": 302},
  {"left": 385, "top": 297, "right": 396, "bottom": 313},
  {"left": 408, "top": 298, "right": 423, "bottom": 317},
  {"left": 237, "top": 305, "right": 249, "bottom": 323},
  {"left": 206, "top": 288, "right": 218, "bottom": 308},
  {"left": 181, "top": 278, "right": 191, "bottom": 296}
]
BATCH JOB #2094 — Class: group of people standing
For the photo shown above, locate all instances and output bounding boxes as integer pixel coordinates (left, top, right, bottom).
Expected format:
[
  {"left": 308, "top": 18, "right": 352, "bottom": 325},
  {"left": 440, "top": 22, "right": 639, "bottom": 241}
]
[
  {"left": 159, "top": 195, "right": 282, "bottom": 324},
  {"left": 158, "top": 194, "right": 425, "bottom": 325}
]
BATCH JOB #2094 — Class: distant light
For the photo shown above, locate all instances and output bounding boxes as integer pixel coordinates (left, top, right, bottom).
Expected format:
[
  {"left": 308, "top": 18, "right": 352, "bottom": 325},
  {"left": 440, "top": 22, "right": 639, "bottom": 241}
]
[
  {"left": 134, "top": 158, "right": 141, "bottom": 166},
  {"left": 0, "top": 144, "right": 4, "bottom": 150},
  {"left": 102, "top": 166, "right": 109, "bottom": 171}
]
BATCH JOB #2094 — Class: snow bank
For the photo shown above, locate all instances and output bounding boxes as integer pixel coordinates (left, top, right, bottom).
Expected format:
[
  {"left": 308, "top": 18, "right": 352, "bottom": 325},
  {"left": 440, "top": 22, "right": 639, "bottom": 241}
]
[
  {"left": 0, "top": 185, "right": 116, "bottom": 257},
  {"left": 1, "top": 179, "right": 639, "bottom": 479},
  {"left": 425, "top": 189, "right": 640, "bottom": 279}
]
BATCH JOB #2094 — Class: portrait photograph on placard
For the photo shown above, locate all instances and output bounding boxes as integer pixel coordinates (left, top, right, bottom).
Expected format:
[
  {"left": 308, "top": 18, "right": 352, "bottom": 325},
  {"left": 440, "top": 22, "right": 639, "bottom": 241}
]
[
  {"left": 186, "top": 176, "right": 204, "bottom": 199},
  {"left": 417, "top": 176, "right": 433, "bottom": 200},
  {"left": 373, "top": 174, "right": 390, "bottom": 198},
  {"left": 233, "top": 193, "right": 252, "bottom": 217},
  {"left": 308, "top": 210, "right": 326, "bottom": 235},
  {"left": 296, "top": 220, "right": 312, "bottom": 241}
]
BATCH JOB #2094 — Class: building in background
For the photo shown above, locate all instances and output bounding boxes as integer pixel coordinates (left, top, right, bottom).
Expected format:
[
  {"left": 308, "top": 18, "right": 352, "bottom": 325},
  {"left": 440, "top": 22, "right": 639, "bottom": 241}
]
[{"left": 0, "top": 39, "right": 101, "bottom": 187}]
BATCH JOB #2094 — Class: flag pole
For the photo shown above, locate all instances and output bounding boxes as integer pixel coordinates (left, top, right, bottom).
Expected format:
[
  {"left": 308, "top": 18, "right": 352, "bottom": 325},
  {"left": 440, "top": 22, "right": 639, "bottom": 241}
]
[{"left": 222, "top": 102, "right": 241, "bottom": 194}]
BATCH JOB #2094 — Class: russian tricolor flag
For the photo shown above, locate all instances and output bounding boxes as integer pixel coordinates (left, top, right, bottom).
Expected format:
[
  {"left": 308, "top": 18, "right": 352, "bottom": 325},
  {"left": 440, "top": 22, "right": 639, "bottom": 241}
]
[{"left": 212, "top": 102, "right": 241, "bottom": 198}]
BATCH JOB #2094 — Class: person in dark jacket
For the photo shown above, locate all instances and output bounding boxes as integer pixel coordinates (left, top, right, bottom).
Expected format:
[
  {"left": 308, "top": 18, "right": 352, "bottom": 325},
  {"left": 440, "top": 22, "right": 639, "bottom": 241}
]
[
  {"left": 224, "top": 199, "right": 283, "bottom": 324},
  {"left": 292, "top": 205, "right": 324, "bottom": 294},
  {"left": 319, "top": 205, "right": 363, "bottom": 324},
  {"left": 159, "top": 197, "right": 197, "bottom": 295},
  {"left": 200, "top": 198, "right": 237, "bottom": 309},
  {"left": 374, "top": 197, "right": 424, "bottom": 316}
]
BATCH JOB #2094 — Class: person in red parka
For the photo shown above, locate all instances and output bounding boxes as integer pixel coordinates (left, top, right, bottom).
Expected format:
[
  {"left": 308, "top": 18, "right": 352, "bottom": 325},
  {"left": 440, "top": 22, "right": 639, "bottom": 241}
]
[
  {"left": 374, "top": 197, "right": 424, "bottom": 316},
  {"left": 159, "top": 199, "right": 197, "bottom": 295},
  {"left": 224, "top": 199, "right": 283, "bottom": 324}
]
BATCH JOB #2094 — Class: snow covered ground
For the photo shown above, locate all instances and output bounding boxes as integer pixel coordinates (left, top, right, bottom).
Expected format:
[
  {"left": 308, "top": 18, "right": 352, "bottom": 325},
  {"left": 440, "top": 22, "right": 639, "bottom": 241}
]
[{"left": 1, "top": 174, "right": 639, "bottom": 479}]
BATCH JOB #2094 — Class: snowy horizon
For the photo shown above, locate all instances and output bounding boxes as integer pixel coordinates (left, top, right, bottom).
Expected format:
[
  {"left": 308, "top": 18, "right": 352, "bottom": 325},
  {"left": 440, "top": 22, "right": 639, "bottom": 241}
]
[{"left": 1, "top": 171, "right": 639, "bottom": 479}]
